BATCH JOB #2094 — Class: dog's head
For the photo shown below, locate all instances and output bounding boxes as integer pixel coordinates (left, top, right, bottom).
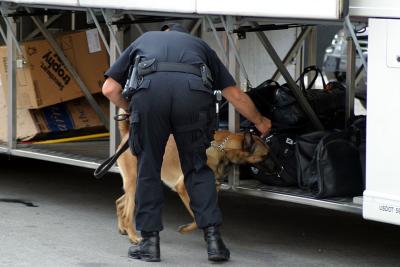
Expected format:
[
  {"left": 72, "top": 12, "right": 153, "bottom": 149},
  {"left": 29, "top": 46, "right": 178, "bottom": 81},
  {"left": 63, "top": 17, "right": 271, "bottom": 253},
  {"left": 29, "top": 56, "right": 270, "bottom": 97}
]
[
  {"left": 210, "top": 131, "right": 271, "bottom": 181},
  {"left": 241, "top": 132, "right": 270, "bottom": 164}
]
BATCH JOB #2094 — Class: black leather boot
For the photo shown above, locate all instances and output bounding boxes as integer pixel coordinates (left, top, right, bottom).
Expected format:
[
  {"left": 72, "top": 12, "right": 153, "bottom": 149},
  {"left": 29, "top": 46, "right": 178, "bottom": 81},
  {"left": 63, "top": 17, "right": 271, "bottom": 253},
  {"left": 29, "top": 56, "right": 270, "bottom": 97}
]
[
  {"left": 128, "top": 231, "right": 160, "bottom": 262},
  {"left": 204, "top": 226, "right": 230, "bottom": 262}
]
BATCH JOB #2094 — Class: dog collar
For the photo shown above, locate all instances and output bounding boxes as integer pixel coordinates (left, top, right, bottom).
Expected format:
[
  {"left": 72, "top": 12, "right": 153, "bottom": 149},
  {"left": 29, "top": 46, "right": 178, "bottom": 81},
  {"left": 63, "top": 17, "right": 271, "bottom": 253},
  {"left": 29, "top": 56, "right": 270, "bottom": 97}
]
[{"left": 211, "top": 136, "right": 230, "bottom": 151}]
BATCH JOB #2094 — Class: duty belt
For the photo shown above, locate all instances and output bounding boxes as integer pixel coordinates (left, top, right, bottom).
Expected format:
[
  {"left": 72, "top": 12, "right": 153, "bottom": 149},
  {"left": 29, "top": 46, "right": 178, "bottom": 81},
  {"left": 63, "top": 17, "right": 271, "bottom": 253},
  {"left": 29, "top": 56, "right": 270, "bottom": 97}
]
[
  {"left": 138, "top": 60, "right": 197, "bottom": 76},
  {"left": 137, "top": 58, "right": 213, "bottom": 88},
  {"left": 122, "top": 56, "right": 213, "bottom": 101}
]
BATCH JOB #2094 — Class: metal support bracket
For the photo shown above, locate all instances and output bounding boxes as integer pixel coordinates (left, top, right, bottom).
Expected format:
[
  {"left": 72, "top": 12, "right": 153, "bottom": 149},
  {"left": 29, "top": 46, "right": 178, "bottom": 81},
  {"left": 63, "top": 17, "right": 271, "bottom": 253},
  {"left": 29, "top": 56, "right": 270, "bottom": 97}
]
[
  {"left": 109, "top": 25, "right": 123, "bottom": 156},
  {"left": 272, "top": 26, "right": 312, "bottom": 81},
  {"left": 127, "top": 14, "right": 145, "bottom": 35},
  {"left": 71, "top": 11, "right": 75, "bottom": 31},
  {"left": 345, "top": 16, "right": 368, "bottom": 73},
  {"left": 306, "top": 26, "right": 317, "bottom": 68},
  {"left": 225, "top": 16, "right": 241, "bottom": 188},
  {"left": 0, "top": 21, "right": 6, "bottom": 44},
  {"left": 206, "top": 16, "right": 228, "bottom": 64},
  {"left": 7, "top": 15, "right": 16, "bottom": 150},
  {"left": 355, "top": 64, "right": 365, "bottom": 87},
  {"left": 220, "top": 15, "right": 251, "bottom": 87},
  {"left": 88, "top": 8, "right": 111, "bottom": 56},
  {"left": 250, "top": 21, "right": 324, "bottom": 131},
  {"left": 190, "top": 19, "right": 202, "bottom": 35},
  {"left": 23, "top": 14, "right": 62, "bottom": 41},
  {"left": 26, "top": 8, "right": 109, "bottom": 129},
  {"left": 100, "top": 9, "right": 122, "bottom": 56},
  {"left": 88, "top": 9, "right": 126, "bottom": 156},
  {"left": 345, "top": 34, "right": 356, "bottom": 123},
  {"left": 0, "top": 8, "right": 24, "bottom": 58},
  {"left": 98, "top": 10, "right": 124, "bottom": 156}
]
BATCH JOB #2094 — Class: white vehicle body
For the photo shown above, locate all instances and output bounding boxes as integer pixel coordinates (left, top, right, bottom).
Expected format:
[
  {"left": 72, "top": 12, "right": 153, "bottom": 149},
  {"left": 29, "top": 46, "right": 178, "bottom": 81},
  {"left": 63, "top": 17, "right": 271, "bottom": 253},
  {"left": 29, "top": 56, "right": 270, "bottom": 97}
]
[
  {"left": 364, "top": 18, "right": 400, "bottom": 225},
  {"left": 0, "top": 0, "right": 399, "bottom": 226}
]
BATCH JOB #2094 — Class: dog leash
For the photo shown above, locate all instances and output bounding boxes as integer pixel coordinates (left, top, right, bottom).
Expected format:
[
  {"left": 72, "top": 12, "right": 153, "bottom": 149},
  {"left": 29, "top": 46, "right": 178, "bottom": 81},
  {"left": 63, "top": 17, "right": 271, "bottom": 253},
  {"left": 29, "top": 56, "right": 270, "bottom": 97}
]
[
  {"left": 93, "top": 114, "right": 130, "bottom": 179},
  {"left": 93, "top": 140, "right": 129, "bottom": 179}
]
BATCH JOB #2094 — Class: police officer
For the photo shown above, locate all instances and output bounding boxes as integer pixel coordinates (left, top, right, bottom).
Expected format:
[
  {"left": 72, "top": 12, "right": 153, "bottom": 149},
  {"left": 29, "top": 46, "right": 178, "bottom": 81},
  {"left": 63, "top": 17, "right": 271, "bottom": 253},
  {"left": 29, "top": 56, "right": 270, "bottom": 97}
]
[{"left": 102, "top": 23, "right": 271, "bottom": 262}]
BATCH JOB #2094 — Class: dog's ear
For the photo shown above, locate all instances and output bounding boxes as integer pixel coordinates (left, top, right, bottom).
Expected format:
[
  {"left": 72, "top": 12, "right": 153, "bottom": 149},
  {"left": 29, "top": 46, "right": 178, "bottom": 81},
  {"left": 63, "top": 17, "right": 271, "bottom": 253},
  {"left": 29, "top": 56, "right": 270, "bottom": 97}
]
[{"left": 243, "top": 132, "right": 254, "bottom": 152}]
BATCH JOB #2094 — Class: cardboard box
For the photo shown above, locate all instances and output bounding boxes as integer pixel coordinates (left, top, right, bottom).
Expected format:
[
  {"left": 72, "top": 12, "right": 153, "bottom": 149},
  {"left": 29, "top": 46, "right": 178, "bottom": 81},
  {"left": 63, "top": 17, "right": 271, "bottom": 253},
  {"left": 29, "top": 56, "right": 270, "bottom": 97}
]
[
  {"left": 0, "top": 87, "right": 109, "bottom": 141},
  {"left": 0, "top": 30, "right": 108, "bottom": 109},
  {"left": 0, "top": 82, "right": 35, "bottom": 142}
]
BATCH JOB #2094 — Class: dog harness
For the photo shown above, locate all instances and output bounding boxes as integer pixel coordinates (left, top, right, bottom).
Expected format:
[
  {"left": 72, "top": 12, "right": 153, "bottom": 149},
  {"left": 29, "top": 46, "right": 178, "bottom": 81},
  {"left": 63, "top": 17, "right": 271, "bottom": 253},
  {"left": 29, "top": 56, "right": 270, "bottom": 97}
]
[{"left": 211, "top": 136, "right": 230, "bottom": 152}]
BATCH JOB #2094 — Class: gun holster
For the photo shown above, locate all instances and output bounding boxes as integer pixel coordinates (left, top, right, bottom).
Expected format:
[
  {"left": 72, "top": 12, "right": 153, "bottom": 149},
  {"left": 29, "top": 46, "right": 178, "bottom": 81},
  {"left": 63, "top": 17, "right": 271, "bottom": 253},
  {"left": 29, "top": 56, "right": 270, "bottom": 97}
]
[
  {"left": 122, "top": 55, "right": 142, "bottom": 101},
  {"left": 200, "top": 64, "right": 213, "bottom": 89}
]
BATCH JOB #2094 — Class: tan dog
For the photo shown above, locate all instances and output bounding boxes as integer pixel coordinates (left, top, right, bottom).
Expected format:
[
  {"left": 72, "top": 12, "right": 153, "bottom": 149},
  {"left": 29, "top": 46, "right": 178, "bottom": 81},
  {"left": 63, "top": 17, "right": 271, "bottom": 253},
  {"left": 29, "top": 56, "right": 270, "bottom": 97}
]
[{"left": 115, "top": 115, "right": 270, "bottom": 244}]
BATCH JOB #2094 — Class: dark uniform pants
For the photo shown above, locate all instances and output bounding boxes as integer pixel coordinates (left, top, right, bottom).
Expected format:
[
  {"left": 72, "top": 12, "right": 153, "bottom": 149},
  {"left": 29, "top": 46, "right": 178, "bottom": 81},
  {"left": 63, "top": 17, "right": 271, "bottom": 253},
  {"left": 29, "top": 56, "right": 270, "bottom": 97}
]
[{"left": 129, "top": 72, "right": 222, "bottom": 232}]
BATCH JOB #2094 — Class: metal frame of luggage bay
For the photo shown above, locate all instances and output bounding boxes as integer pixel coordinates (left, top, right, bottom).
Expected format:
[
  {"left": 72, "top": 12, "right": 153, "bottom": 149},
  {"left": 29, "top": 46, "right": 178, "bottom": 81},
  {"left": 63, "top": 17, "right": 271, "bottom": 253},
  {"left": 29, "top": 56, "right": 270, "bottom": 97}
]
[{"left": 0, "top": 0, "right": 365, "bottom": 214}]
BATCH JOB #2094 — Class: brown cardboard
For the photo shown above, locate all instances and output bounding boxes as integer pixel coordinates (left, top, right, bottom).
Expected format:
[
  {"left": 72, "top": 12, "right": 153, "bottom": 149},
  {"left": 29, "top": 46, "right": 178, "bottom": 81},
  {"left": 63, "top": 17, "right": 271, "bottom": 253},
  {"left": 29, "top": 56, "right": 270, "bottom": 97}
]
[
  {"left": 0, "top": 90, "right": 109, "bottom": 142},
  {"left": 0, "top": 30, "right": 108, "bottom": 109},
  {"left": 0, "top": 84, "right": 37, "bottom": 142}
]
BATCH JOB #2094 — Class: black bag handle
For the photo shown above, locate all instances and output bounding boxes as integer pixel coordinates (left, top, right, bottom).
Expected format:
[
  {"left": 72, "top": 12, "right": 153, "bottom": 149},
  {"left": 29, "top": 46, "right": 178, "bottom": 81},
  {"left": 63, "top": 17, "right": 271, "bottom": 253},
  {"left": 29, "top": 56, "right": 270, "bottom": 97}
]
[
  {"left": 254, "top": 79, "right": 280, "bottom": 90},
  {"left": 298, "top": 66, "right": 327, "bottom": 93}
]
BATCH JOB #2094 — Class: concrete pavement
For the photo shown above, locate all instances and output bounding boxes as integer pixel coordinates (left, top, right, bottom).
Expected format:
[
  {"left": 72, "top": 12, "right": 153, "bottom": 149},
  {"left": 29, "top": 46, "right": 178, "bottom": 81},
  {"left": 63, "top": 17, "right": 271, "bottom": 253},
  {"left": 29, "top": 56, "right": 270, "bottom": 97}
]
[{"left": 0, "top": 155, "right": 399, "bottom": 267}]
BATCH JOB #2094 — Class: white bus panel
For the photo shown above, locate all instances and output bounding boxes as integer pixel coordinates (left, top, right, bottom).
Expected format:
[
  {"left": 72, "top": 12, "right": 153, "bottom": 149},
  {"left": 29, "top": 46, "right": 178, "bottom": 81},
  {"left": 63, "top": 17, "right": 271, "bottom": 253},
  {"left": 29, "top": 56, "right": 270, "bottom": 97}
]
[
  {"left": 364, "top": 18, "right": 400, "bottom": 225},
  {"left": 7, "top": 0, "right": 78, "bottom": 6},
  {"left": 78, "top": 0, "right": 196, "bottom": 14},
  {"left": 4, "top": 0, "right": 348, "bottom": 20},
  {"left": 350, "top": 0, "right": 400, "bottom": 19},
  {"left": 196, "top": 0, "right": 345, "bottom": 20}
]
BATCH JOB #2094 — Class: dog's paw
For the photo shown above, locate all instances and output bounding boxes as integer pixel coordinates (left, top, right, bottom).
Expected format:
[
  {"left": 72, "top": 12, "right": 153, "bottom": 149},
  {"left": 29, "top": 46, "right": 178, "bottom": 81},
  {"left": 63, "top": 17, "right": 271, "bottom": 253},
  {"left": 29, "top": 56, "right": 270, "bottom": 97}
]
[
  {"left": 118, "top": 228, "right": 127, "bottom": 235},
  {"left": 178, "top": 224, "right": 190, "bottom": 234},
  {"left": 129, "top": 236, "right": 142, "bottom": 244},
  {"left": 178, "top": 222, "right": 197, "bottom": 234}
]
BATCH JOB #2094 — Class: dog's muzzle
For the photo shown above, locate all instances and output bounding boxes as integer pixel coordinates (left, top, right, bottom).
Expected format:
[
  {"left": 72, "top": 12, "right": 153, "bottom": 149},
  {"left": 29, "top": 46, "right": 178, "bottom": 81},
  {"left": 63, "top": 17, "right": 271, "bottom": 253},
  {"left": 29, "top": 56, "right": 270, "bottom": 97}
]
[{"left": 253, "top": 154, "right": 278, "bottom": 176}]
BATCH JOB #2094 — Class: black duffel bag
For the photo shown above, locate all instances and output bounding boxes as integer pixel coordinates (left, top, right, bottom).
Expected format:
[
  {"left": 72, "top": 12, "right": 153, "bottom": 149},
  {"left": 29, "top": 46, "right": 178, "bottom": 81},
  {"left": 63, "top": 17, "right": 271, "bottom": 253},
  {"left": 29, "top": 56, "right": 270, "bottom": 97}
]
[
  {"left": 246, "top": 66, "right": 346, "bottom": 131},
  {"left": 245, "top": 79, "right": 277, "bottom": 118},
  {"left": 271, "top": 83, "right": 310, "bottom": 129},
  {"left": 298, "top": 66, "right": 346, "bottom": 129},
  {"left": 296, "top": 129, "right": 364, "bottom": 198},
  {"left": 246, "top": 79, "right": 309, "bottom": 130},
  {"left": 348, "top": 116, "right": 366, "bottom": 188},
  {"left": 296, "top": 131, "right": 328, "bottom": 190},
  {"left": 218, "top": 79, "right": 278, "bottom": 131},
  {"left": 249, "top": 132, "right": 298, "bottom": 186}
]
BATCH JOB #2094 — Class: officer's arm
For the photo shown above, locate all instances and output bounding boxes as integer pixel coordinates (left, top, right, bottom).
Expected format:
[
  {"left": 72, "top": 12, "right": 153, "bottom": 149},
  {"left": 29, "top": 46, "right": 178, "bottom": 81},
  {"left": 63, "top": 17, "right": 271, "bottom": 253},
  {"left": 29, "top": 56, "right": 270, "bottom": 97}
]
[
  {"left": 102, "top": 77, "right": 129, "bottom": 112},
  {"left": 222, "top": 85, "right": 271, "bottom": 136}
]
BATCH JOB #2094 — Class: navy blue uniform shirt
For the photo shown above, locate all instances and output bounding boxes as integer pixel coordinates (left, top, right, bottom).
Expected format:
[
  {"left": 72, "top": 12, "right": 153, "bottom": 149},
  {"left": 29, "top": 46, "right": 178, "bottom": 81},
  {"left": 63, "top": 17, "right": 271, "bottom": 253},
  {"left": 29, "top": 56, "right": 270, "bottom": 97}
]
[{"left": 104, "top": 30, "right": 236, "bottom": 91}]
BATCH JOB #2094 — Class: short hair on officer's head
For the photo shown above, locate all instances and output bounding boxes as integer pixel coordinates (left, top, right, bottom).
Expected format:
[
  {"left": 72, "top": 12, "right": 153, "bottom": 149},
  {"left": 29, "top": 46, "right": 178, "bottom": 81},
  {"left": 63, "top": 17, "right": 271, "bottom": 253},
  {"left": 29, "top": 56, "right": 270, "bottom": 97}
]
[
  {"left": 160, "top": 23, "right": 188, "bottom": 33},
  {"left": 161, "top": 24, "right": 170, "bottom": 31}
]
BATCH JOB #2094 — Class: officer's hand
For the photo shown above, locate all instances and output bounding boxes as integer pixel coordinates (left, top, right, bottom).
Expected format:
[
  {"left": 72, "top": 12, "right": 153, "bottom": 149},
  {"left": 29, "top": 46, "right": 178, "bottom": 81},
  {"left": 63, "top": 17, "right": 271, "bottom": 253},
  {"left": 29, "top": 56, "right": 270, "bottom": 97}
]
[{"left": 255, "top": 117, "right": 271, "bottom": 138}]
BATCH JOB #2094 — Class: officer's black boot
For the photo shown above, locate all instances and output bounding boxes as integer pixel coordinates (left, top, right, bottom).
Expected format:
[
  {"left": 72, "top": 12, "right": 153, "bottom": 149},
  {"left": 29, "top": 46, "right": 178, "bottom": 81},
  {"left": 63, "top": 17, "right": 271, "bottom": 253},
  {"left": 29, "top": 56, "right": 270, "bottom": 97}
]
[
  {"left": 128, "top": 231, "right": 160, "bottom": 262},
  {"left": 204, "top": 226, "right": 230, "bottom": 262}
]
